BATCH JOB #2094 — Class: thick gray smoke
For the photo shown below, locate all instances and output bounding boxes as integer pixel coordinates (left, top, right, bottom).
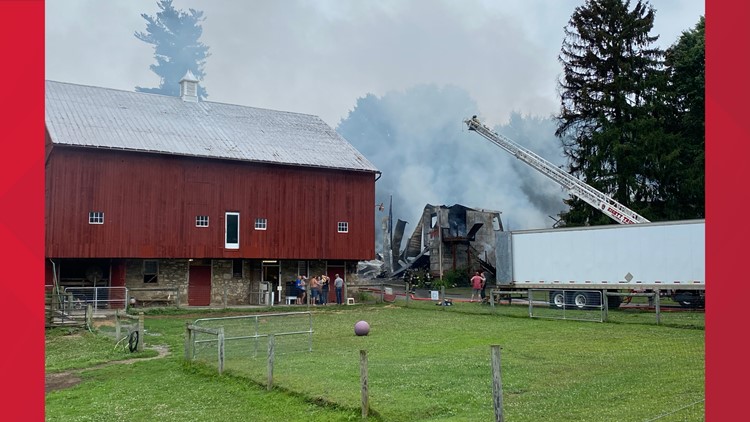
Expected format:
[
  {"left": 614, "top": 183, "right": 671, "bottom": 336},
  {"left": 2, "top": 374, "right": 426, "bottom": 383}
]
[{"left": 336, "top": 84, "right": 567, "bottom": 250}]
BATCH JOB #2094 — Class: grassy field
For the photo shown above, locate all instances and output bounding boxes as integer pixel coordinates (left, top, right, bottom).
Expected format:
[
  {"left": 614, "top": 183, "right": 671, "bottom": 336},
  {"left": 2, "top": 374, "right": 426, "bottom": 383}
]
[{"left": 45, "top": 304, "right": 704, "bottom": 421}]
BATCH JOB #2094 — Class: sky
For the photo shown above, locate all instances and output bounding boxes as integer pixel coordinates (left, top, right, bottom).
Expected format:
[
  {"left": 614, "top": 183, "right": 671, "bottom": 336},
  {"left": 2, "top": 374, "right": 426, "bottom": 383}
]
[{"left": 45, "top": 0, "right": 705, "bottom": 237}]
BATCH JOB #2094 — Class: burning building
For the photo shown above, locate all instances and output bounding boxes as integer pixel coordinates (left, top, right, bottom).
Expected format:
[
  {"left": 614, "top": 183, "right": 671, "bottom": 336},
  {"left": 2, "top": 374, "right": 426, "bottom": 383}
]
[{"left": 389, "top": 204, "right": 503, "bottom": 278}]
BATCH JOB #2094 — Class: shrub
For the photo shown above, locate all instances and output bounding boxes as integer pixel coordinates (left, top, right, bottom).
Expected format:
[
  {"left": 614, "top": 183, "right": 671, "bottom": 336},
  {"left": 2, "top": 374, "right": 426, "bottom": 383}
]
[{"left": 441, "top": 267, "right": 470, "bottom": 288}]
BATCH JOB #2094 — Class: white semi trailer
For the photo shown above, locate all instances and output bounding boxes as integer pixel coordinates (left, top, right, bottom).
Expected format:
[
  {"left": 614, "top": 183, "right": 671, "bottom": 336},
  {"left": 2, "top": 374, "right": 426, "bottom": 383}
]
[
  {"left": 462, "top": 117, "right": 704, "bottom": 308},
  {"left": 495, "top": 219, "right": 705, "bottom": 308}
]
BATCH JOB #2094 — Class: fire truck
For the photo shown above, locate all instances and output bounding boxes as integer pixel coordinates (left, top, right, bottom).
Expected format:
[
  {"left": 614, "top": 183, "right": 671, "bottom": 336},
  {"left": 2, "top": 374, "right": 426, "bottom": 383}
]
[{"left": 464, "top": 117, "right": 704, "bottom": 308}]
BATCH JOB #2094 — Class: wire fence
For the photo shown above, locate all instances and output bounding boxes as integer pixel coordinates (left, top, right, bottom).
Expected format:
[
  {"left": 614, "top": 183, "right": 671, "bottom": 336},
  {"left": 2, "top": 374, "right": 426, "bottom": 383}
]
[
  {"left": 193, "top": 308, "right": 703, "bottom": 421},
  {"left": 173, "top": 290, "right": 703, "bottom": 421},
  {"left": 60, "top": 286, "right": 128, "bottom": 318},
  {"left": 348, "top": 282, "right": 704, "bottom": 329},
  {"left": 528, "top": 289, "right": 605, "bottom": 322},
  {"left": 186, "top": 312, "right": 313, "bottom": 375}
]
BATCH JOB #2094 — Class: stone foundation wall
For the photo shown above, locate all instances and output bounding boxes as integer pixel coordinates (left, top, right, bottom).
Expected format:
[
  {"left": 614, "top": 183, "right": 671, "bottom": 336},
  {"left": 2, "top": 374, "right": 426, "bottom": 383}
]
[
  {"left": 124, "top": 259, "right": 188, "bottom": 305},
  {"left": 123, "top": 258, "right": 361, "bottom": 306},
  {"left": 209, "top": 259, "right": 258, "bottom": 306}
]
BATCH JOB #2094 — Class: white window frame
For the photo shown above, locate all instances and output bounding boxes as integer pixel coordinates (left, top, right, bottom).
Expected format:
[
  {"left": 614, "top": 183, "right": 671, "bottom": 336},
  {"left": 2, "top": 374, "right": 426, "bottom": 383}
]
[
  {"left": 337, "top": 221, "right": 349, "bottom": 233},
  {"left": 225, "top": 212, "right": 240, "bottom": 249},
  {"left": 255, "top": 217, "right": 268, "bottom": 230},
  {"left": 196, "top": 215, "right": 209, "bottom": 227},
  {"left": 88, "top": 211, "right": 104, "bottom": 224}
]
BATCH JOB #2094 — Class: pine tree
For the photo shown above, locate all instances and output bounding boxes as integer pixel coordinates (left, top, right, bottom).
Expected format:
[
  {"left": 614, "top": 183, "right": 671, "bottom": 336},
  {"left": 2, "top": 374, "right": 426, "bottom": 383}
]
[
  {"left": 653, "top": 16, "right": 705, "bottom": 220},
  {"left": 555, "top": 0, "right": 664, "bottom": 226},
  {"left": 135, "top": 0, "right": 210, "bottom": 99}
]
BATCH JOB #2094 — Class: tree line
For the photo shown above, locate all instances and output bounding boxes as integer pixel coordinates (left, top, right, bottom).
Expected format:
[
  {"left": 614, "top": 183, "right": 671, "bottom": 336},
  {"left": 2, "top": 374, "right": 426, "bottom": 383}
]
[{"left": 555, "top": 0, "right": 704, "bottom": 226}]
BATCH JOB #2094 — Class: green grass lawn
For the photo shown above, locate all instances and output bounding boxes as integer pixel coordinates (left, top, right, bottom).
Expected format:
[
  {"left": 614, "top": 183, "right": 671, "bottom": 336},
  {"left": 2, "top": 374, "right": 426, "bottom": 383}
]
[{"left": 45, "top": 304, "right": 704, "bottom": 421}]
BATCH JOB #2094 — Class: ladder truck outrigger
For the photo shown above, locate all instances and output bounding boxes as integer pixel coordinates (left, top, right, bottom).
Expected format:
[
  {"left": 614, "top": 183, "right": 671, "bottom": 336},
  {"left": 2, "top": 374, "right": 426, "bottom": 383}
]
[{"left": 463, "top": 116, "right": 705, "bottom": 309}]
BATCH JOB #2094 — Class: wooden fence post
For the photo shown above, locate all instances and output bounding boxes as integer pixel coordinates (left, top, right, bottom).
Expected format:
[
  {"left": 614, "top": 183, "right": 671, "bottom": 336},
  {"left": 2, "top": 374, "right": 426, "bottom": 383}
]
[
  {"left": 360, "top": 349, "right": 369, "bottom": 418},
  {"left": 267, "top": 334, "right": 275, "bottom": 391},
  {"left": 115, "top": 310, "right": 121, "bottom": 341},
  {"left": 85, "top": 304, "right": 93, "bottom": 328},
  {"left": 137, "top": 312, "right": 145, "bottom": 352},
  {"left": 654, "top": 289, "right": 661, "bottom": 325},
  {"left": 217, "top": 327, "right": 225, "bottom": 374},
  {"left": 527, "top": 289, "right": 533, "bottom": 317},
  {"left": 184, "top": 322, "right": 191, "bottom": 360},
  {"left": 491, "top": 345, "right": 504, "bottom": 422},
  {"left": 603, "top": 290, "right": 609, "bottom": 322}
]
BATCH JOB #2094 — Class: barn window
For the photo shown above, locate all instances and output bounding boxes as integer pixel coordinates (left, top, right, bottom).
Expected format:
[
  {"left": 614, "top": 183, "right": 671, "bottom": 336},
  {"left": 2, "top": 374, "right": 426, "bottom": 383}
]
[
  {"left": 255, "top": 218, "right": 267, "bottom": 230},
  {"left": 225, "top": 212, "right": 240, "bottom": 249},
  {"left": 232, "top": 259, "right": 243, "bottom": 278},
  {"left": 297, "top": 261, "right": 308, "bottom": 277},
  {"left": 196, "top": 215, "right": 209, "bottom": 227},
  {"left": 143, "top": 260, "right": 159, "bottom": 283},
  {"left": 338, "top": 222, "right": 349, "bottom": 233},
  {"left": 88, "top": 211, "right": 104, "bottom": 224}
]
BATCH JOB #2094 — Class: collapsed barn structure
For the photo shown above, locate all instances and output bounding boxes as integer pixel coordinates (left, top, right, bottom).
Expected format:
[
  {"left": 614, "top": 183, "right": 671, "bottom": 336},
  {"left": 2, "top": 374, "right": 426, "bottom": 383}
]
[{"left": 382, "top": 204, "right": 503, "bottom": 280}]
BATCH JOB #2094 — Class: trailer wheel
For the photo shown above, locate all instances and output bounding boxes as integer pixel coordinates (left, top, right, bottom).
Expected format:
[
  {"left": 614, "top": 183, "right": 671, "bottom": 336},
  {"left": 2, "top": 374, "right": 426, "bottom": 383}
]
[
  {"left": 573, "top": 292, "right": 589, "bottom": 309},
  {"left": 673, "top": 291, "right": 705, "bottom": 309},
  {"left": 550, "top": 291, "right": 565, "bottom": 308}
]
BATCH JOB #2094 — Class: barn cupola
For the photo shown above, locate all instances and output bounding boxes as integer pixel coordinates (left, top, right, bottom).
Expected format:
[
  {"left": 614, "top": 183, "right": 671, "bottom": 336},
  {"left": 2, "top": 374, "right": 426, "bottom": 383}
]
[{"left": 179, "top": 70, "right": 199, "bottom": 102}]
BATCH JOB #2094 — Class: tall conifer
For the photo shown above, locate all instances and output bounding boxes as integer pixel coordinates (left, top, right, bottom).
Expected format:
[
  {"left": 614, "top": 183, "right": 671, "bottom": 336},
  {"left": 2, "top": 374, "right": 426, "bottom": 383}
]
[
  {"left": 556, "top": 0, "right": 664, "bottom": 225},
  {"left": 135, "top": 0, "right": 210, "bottom": 99}
]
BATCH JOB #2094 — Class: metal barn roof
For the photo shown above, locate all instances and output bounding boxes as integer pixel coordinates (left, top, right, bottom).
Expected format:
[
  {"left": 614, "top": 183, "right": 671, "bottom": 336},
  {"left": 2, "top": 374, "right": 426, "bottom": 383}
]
[{"left": 45, "top": 80, "right": 379, "bottom": 173}]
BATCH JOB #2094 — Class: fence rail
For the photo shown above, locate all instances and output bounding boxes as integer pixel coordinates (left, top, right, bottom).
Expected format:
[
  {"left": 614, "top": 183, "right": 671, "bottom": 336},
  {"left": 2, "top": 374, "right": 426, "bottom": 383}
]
[{"left": 185, "top": 323, "right": 225, "bottom": 373}]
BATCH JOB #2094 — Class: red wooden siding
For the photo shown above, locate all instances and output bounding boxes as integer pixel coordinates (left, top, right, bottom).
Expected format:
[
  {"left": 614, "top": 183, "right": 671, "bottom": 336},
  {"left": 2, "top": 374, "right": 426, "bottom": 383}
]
[{"left": 45, "top": 147, "right": 376, "bottom": 260}]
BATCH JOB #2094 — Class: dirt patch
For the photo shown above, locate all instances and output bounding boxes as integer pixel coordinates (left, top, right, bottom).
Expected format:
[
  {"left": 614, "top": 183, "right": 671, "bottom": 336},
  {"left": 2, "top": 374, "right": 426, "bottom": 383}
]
[
  {"left": 45, "top": 372, "right": 84, "bottom": 392},
  {"left": 45, "top": 344, "right": 171, "bottom": 394}
]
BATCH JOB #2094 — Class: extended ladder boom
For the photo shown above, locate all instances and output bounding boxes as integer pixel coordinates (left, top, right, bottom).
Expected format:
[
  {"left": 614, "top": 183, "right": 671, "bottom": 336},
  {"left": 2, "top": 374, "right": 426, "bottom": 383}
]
[{"left": 464, "top": 117, "right": 649, "bottom": 225}]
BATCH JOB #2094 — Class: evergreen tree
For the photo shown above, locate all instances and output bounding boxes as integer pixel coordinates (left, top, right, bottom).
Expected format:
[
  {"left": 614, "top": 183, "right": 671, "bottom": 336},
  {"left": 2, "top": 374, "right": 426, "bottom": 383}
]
[
  {"left": 555, "top": 0, "right": 664, "bottom": 226},
  {"left": 135, "top": 0, "right": 210, "bottom": 99},
  {"left": 650, "top": 16, "right": 705, "bottom": 220}
]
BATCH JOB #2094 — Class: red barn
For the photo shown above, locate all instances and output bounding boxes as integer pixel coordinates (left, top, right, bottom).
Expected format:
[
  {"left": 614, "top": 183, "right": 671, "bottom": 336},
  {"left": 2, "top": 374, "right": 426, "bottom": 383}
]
[{"left": 45, "top": 77, "right": 379, "bottom": 307}]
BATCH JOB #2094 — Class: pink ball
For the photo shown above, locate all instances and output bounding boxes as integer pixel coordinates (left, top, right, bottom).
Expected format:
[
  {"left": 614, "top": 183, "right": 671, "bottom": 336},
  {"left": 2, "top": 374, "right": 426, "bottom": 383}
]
[{"left": 354, "top": 320, "right": 370, "bottom": 336}]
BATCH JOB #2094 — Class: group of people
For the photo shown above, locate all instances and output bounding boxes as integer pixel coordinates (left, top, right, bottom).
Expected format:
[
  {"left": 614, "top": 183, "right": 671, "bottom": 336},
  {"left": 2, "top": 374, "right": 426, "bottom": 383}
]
[
  {"left": 294, "top": 270, "right": 488, "bottom": 305},
  {"left": 294, "top": 273, "right": 345, "bottom": 305}
]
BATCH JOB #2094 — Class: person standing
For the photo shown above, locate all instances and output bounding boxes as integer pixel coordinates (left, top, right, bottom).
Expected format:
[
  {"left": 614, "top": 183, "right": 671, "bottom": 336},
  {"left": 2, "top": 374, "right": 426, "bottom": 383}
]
[
  {"left": 470, "top": 271, "right": 483, "bottom": 302},
  {"left": 296, "top": 275, "right": 306, "bottom": 304},
  {"left": 334, "top": 274, "right": 344, "bottom": 305},
  {"left": 310, "top": 276, "right": 322, "bottom": 305},
  {"left": 320, "top": 275, "right": 330, "bottom": 305}
]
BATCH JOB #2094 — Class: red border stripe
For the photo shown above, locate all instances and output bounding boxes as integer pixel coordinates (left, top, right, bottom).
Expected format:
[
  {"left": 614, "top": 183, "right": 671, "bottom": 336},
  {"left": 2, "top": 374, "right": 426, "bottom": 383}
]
[
  {"left": 0, "top": 0, "right": 44, "bottom": 419},
  {"left": 706, "top": 0, "right": 746, "bottom": 419}
]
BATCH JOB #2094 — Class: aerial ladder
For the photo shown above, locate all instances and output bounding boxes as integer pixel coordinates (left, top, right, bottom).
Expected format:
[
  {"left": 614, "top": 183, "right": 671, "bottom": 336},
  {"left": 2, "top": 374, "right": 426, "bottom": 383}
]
[{"left": 464, "top": 116, "right": 649, "bottom": 225}]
